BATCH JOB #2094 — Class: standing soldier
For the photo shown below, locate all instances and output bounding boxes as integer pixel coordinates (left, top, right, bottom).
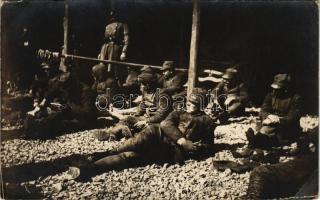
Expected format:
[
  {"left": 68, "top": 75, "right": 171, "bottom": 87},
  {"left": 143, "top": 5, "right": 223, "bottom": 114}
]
[{"left": 98, "top": 10, "right": 129, "bottom": 84}]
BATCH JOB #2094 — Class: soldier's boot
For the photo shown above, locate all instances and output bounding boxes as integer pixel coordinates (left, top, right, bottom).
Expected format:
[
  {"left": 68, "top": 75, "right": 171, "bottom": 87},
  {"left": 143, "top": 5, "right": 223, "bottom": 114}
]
[
  {"left": 68, "top": 151, "right": 140, "bottom": 181},
  {"left": 289, "top": 136, "right": 310, "bottom": 156},
  {"left": 95, "top": 124, "right": 132, "bottom": 141}
]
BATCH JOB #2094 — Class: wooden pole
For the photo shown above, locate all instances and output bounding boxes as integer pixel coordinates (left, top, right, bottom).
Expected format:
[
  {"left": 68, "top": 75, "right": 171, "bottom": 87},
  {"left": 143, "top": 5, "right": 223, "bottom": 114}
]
[
  {"left": 59, "top": 0, "right": 69, "bottom": 72},
  {"left": 187, "top": 0, "right": 200, "bottom": 97}
]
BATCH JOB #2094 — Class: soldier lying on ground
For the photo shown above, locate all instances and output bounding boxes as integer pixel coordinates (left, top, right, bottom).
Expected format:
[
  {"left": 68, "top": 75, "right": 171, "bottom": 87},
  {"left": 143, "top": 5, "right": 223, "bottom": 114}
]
[
  {"left": 244, "top": 126, "right": 318, "bottom": 199},
  {"left": 95, "top": 67, "right": 172, "bottom": 141},
  {"left": 67, "top": 88, "right": 215, "bottom": 181},
  {"left": 206, "top": 67, "right": 249, "bottom": 123},
  {"left": 246, "top": 73, "right": 302, "bottom": 149},
  {"left": 24, "top": 69, "right": 97, "bottom": 139}
]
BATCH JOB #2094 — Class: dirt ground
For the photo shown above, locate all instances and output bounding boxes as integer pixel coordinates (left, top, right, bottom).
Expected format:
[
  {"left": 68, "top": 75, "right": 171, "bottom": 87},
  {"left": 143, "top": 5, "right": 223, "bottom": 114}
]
[{"left": 1, "top": 111, "right": 318, "bottom": 199}]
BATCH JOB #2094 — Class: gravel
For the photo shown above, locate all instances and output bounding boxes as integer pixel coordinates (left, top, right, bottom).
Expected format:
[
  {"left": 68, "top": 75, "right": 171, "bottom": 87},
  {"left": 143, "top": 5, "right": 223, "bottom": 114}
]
[{"left": 1, "top": 114, "right": 318, "bottom": 199}]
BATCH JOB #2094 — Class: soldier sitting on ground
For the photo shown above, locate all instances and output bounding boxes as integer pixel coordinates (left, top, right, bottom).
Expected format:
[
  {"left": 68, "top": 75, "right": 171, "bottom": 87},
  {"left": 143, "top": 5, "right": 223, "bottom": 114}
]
[
  {"left": 95, "top": 66, "right": 172, "bottom": 141},
  {"left": 24, "top": 61, "right": 97, "bottom": 139},
  {"left": 244, "top": 126, "right": 318, "bottom": 199},
  {"left": 206, "top": 67, "right": 249, "bottom": 123},
  {"left": 246, "top": 73, "right": 302, "bottom": 149},
  {"left": 67, "top": 88, "right": 215, "bottom": 181},
  {"left": 157, "top": 61, "right": 187, "bottom": 97}
]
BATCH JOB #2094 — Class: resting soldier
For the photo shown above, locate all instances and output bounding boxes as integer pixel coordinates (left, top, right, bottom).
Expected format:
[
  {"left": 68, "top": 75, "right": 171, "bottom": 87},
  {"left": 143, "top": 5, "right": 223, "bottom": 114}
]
[
  {"left": 24, "top": 68, "right": 96, "bottom": 138},
  {"left": 68, "top": 88, "right": 215, "bottom": 181},
  {"left": 207, "top": 67, "right": 249, "bottom": 122},
  {"left": 157, "top": 61, "right": 187, "bottom": 97},
  {"left": 96, "top": 67, "right": 172, "bottom": 141},
  {"left": 246, "top": 73, "right": 302, "bottom": 149}
]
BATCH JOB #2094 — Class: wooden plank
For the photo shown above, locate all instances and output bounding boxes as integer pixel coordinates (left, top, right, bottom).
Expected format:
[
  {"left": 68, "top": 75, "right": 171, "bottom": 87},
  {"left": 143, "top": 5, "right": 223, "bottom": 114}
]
[
  {"left": 59, "top": 0, "right": 69, "bottom": 72},
  {"left": 187, "top": 0, "right": 200, "bottom": 97}
]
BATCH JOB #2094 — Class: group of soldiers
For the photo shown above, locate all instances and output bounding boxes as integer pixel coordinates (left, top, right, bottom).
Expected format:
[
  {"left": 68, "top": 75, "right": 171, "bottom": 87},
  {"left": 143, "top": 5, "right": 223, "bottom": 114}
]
[{"left": 9, "top": 10, "right": 317, "bottom": 199}]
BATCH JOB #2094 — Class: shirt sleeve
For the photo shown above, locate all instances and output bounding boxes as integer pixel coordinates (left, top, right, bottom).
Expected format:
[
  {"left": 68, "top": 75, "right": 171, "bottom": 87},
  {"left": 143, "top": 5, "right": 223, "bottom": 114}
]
[{"left": 160, "top": 111, "right": 184, "bottom": 143}]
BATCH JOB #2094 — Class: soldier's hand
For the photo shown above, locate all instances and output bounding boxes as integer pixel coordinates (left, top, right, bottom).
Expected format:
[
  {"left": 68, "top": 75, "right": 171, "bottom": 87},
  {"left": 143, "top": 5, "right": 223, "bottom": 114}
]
[
  {"left": 177, "top": 138, "right": 197, "bottom": 152},
  {"left": 134, "top": 120, "right": 147, "bottom": 129},
  {"left": 268, "top": 114, "right": 280, "bottom": 124},
  {"left": 120, "top": 52, "right": 126, "bottom": 61},
  {"left": 262, "top": 118, "right": 273, "bottom": 125}
]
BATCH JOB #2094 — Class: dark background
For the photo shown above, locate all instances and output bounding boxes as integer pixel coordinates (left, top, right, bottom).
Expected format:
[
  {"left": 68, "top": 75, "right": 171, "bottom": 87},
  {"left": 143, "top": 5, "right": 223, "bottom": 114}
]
[{"left": 1, "top": 0, "right": 318, "bottom": 113}]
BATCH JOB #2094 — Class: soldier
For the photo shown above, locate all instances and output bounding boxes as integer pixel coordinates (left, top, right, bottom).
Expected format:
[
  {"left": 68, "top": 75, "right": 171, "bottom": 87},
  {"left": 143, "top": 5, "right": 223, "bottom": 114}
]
[
  {"left": 67, "top": 88, "right": 215, "bottom": 181},
  {"left": 98, "top": 10, "right": 129, "bottom": 83},
  {"left": 245, "top": 126, "right": 318, "bottom": 199},
  {"left": 30, "top": 62, "right": 55, "bottom": 107},
  {"left": 246, "top": 73, "right": 302, "bottom": 149},
  {"left": 207, "top": 67, "right": 249, "bottom": 122},
  {"left": 24, "top": 69, "right": 97, "bottom": 139},
  {"left": 157, "top": 61, "right": 187, "bottom": 96},
  {"left": 121, "top": 66, "right": 140, "bottom": 97},
  {"left": 95, "top": 67, "right": 172, "bottom": 141}
]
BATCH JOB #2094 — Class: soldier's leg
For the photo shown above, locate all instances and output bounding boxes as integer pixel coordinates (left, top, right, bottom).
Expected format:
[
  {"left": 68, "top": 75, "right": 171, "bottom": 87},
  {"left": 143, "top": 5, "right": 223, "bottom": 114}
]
[
  {"left": 246, "top": 154, "right": 317, "bottom": 199},
  {"left": 117, "top": 124, "right": 161, "bottom": 153},
  {"left": 95, "top": 116, "right": 138, "bottom": 141}
]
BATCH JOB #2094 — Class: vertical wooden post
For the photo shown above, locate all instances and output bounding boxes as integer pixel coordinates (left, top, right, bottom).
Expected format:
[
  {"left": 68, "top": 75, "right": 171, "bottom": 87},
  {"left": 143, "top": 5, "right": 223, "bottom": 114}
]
[
  {"left": 187, "top": 0, "right": 200, "bottom": 97},
  {"left": 60, "top": 0, "right": 69, "bottom": 72}
]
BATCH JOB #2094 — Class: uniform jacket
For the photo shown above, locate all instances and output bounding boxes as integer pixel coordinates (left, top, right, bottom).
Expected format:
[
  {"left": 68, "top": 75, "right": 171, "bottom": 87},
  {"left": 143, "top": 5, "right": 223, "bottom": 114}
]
[
  {"left": 260, "top": 92, "right": 302, "bottom": 127},
  {"left": 158, "top": 72, "right": 187, "bottom": 95},
  {"left": 160, "top": 110, "right": 215, "bottom": 146},
  {"left": 214, "top": 82, "right": 249, "bottom": 104},
  {"left": 137, "top": 90, "right": 172, "bottom": 124}
]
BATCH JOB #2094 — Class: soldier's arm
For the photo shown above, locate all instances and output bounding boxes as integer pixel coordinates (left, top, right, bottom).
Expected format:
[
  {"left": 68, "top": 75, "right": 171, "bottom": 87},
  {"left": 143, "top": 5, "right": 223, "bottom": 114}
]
[
  {"left": 279, "top": 94, "right": 302, "bottom": 125},
  {"left": 160, "top": 111, "right": 184, "bottom": 142},
  {"left": 147, "top": 94, "right": 171, "bottom": 123},
  {"left": 122, "top": 23, "right": 129, "bottom": 54},
  {"left": 238, "top": 83, "right": 249, "bottom": 104},
  {"left": 259, "top": 93, "right": 273, "bottom": 120},
  {"left": 161, "top": 73, "right": 186, "bottom": 94}
]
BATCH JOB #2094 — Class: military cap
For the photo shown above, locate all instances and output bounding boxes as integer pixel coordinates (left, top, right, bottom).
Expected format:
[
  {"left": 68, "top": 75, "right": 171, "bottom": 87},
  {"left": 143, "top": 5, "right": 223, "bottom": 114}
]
[
  {"left": 137, "top": 72, "right": 157, "bottom": 85},
  {"left": 92, "top": 63, "right": 108, "bottom": 79},
  {"left": 140, "top": 65, "right": 154, "bottom": 73},
  {"left": 188, "top": 87, "right": 208, "bottom": 105},
  {"left": 161, "top": 60, "right": 175, "bottom": 71},
  {"left": 271, "top": 73, "right": 291, "bottom": 89},
  {"left": 41, "top": 62, "right": 50, "bottom": 69},
  {"left": 222, "top": 67, "right": 238, "bottom": 80}
]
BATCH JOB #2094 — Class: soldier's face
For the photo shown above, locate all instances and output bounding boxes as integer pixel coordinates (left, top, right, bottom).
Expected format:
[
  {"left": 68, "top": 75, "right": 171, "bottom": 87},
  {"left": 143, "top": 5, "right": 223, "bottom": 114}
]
[{"left": 186, "top": 101, "right": 198, "bottom": 113}]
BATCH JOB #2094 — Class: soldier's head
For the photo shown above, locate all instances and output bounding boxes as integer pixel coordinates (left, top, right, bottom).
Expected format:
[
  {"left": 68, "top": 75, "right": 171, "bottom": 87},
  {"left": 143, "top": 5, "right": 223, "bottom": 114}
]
[
  {"left": 161, "top": 61, "right": 175, "bottom": 78},
  {"left": 92, "top": 63, "right": 108, "bottom": 82},
  {"left": 40, "top": 62, "right": 51, "bottom": 77},
  {"left": 108, "top": 10, "right": 118, "bottom": 22},
  {"left": 186, "top": 88, "right": 208, "bottom": 114},
  {"left": 271, "top": 73, "right": 292, "bottom": 95},
  {"left": 222, "top": 67, "right": 238, "bottom": 87},
  {"left": 137, "top": 72, "right": 157, "bottom": 93}
]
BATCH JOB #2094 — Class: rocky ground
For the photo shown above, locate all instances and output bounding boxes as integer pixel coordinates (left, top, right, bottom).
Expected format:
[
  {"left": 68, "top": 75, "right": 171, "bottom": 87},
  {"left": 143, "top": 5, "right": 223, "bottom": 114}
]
[{"left": 1, "top": 113, "right": 318, "bottom": 199}]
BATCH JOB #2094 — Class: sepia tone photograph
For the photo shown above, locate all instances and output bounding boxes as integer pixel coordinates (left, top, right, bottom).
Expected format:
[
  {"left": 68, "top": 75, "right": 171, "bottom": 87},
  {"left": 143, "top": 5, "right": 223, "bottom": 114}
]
[{"left": 0, "top": 0, "right": 319, "bottom": 199}]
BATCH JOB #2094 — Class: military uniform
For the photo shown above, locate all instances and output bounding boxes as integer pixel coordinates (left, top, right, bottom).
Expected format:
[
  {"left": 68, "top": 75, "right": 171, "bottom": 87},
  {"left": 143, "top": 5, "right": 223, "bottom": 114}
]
[
  {"left": 99, "top": 18, "right": 129, "bottom": 82},
  {"left": 207, "top": 68, "right": 249, "bottom": 121},
  {"left": 246, "top": 74, "right": 302, "bottom": 149},
  {"left": 158, "top": 61, "right": 187, "bottom": 96},
  {"left": 96, "top": 71, "right": 172, "bottom": 141},
  {"left": 24, "top": 72, "right": 97, "bottom": 138},
  {"left": 68, "top": 88, "right": 215, "bottom": 180}
]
